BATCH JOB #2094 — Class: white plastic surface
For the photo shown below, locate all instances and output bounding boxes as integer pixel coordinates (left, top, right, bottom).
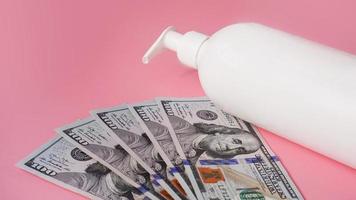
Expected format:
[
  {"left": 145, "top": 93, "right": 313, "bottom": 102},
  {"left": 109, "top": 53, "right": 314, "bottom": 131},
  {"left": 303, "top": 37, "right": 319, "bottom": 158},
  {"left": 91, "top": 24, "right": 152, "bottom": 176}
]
[
  {"left": 144, "top": 23, "right": 356, "bottom": 169},
  {"left": 143, "top": 27, "right": 208, "bottom": 69},
  {"left": 176, "top": 31, "right": 208, "bottom": 68},
  {"left": 142, "top": 26, "right": 178, "bottom": 64}
]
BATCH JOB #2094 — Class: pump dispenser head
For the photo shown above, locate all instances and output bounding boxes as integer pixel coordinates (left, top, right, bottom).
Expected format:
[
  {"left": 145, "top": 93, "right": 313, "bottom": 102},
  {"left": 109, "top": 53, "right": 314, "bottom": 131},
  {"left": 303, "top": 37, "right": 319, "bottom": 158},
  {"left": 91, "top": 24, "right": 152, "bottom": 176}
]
[{"left": 143, "top": 26, "right": 209, "bottom": 69}]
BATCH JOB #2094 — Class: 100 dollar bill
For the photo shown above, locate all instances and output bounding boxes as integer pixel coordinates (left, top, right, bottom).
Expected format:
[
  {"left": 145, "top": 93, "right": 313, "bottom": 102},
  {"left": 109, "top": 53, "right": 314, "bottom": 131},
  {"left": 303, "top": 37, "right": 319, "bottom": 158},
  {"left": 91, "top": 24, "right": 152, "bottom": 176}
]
[
  {"left": 91, "top": 105, "right": 186, "bottom": 200},
  {"left": 17, "top": 136, "right": 146, "bottom": 200},
  {"left": 56, "top": 118, "right": 163, "bottom": 200},
  {"left": 129, "top": 101, "right": 204, "bottom": 200},
  {"left": 156, "top": 97, "right": 304, "bottom": 200}
]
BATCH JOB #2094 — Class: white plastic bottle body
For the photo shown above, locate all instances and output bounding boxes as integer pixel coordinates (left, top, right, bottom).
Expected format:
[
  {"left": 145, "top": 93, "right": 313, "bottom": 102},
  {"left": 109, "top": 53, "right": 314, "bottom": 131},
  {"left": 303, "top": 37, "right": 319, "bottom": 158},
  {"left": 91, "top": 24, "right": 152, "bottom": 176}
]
[{"left": 197, "top": 23, "right": 356, "bottom": 168}]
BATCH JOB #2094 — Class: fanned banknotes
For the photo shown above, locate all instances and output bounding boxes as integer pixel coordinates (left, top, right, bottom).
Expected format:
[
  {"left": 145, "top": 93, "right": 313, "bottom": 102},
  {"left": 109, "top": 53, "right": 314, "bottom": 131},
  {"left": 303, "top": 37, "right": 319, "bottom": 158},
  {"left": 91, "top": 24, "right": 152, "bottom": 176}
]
[
  {"left": 17, "top": 96, "right": 303, "bottom": 200},
  {"left": 56, "top": 118, "right": 162, "bottom": 200},
  {"left": 90, "top": 105, "right": 187, "bottom": 200},
  {"left": 156, "top": 97, "right": 304, "bottom": 200},
  {"left": 17, "top": 136, "right": 147, "bottom": 200},
  {"left": 129, "top": 101, "right": 204, "bottom": 200}
]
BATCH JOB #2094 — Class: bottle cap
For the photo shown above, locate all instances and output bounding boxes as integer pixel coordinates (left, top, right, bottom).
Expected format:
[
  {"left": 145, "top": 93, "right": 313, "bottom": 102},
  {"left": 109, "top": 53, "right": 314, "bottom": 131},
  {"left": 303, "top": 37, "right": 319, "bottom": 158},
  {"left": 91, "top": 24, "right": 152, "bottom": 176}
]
[{"left": 143, "top": 26, "right": 209, "bottom": 69}]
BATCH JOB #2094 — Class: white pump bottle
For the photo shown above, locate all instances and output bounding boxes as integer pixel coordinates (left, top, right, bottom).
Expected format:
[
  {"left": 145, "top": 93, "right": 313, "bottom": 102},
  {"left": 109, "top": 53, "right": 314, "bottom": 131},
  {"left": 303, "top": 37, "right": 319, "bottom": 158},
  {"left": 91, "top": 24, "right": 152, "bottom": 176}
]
[{"left": 143, "top": 23, "right": 356, "bottom": 169}]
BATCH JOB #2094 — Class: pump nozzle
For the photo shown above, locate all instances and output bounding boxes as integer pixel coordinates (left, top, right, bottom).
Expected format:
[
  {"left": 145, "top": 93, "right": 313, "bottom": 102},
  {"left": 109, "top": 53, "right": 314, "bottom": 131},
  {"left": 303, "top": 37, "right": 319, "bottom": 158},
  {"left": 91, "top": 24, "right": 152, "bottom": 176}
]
[
  {"left": 142, "top": 26, "right": 209, "bottom": 69},
  {"left": 142, "top": 26, "right": 181, "bottom": 64}
]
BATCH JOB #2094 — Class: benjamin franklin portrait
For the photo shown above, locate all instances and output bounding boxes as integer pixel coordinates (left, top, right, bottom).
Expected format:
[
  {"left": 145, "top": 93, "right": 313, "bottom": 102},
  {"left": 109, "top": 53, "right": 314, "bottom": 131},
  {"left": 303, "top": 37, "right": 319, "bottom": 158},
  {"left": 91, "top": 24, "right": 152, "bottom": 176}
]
[{"left": 167, "top": 115, "right": 261, "bottom": 165}]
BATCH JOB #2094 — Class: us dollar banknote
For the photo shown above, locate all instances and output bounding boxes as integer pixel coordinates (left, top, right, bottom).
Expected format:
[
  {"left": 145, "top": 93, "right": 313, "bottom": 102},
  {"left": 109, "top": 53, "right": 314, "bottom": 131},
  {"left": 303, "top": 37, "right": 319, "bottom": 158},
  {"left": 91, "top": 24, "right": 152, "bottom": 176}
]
[
  {"left": 129, "top": 101, "right": 203, "bottom": 200},
  {"left": 17, "top": 136, "right": 146, "bottom": 200},
  {"left": 90, "top": 105, "right": 186, "bottom": 200},
  {"left": 56, "top": 118, "right": 163, "bottom": 200},
  {"left": 156, "top": 97, "right": 304, "bottom": 200}
]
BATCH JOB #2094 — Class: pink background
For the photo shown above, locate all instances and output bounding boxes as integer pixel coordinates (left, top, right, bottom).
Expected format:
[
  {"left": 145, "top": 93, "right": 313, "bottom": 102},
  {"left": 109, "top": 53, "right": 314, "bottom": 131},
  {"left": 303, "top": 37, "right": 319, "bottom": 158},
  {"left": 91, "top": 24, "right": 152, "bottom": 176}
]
[{"left": 1, "top": 0, "right": 356, "bottom": 199}]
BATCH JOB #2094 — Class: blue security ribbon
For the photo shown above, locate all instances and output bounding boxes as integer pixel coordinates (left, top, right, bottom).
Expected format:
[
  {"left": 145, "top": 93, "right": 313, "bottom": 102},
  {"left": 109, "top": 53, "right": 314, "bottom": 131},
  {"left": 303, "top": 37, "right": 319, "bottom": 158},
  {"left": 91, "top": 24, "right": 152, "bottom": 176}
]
[
  {"left": 151, "top": 179, "right": 159, "bottom": 186},
  {"left": 169, "top": 166, "right": 181, "bottom": 174},
  {"left": 199, "top": 156, "right": 280, "bottom": 166},
  {"left": 272, "top": 156, "right": 279, "bottom": 161},
  {"left": 152, "top": 173, "right": 163, "bottom": 180},
  {"left": 199, "top": 159, "right": 239, "bottom": 165},
  {"left": 182, "top": 159, "right": 191, "bottom": 166},
  {"left": 138, "top": 185, "right": 148, "bottom": 193},
  {"left": 245, "top": 156, "right": 279, "bottom": 164}
]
